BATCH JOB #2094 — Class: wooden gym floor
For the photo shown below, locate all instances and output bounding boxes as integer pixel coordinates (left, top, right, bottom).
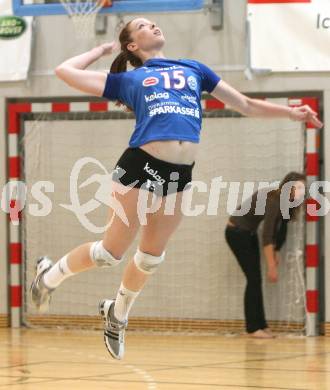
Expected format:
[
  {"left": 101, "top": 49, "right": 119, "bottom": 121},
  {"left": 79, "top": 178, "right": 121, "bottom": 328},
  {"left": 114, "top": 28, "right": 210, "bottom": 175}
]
[{"left": 0, "top": 328, "right": 329, "bottom": 389}]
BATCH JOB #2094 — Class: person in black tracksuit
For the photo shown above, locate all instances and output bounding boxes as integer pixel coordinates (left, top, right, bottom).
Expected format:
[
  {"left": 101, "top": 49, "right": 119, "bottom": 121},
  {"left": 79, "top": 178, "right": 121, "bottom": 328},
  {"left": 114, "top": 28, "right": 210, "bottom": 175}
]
[{"left": 225, "top": 172, "right": 306, "bottom": 338}]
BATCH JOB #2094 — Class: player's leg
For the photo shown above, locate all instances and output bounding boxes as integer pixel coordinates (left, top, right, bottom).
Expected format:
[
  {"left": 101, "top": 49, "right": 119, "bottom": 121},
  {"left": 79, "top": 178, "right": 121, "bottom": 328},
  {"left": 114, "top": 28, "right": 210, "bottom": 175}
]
[
  {"left": 225, "top": 226, "right": 272, "bottom": 338},
  {"left": 31, "top": 184, "right": 141, "bottom": 312},
  {"left": 241, "top": 234, "right": 272, "bottom": 338},
  {"left": 251, "top": 234, "right": 270, "bottom": 333},
  {"left": 101, "top": 192, "right": 184, "bottom": 359},
  {"left": 119, "top": 191, "right": 184, "bottom": 318}
]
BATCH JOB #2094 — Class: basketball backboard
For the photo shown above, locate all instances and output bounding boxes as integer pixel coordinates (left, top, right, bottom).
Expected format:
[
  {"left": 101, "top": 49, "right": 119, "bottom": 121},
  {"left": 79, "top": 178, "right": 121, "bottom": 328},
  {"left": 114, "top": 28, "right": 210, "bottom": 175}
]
[{"left": 13, "top": 0, "right": 205, "bottom": 16}]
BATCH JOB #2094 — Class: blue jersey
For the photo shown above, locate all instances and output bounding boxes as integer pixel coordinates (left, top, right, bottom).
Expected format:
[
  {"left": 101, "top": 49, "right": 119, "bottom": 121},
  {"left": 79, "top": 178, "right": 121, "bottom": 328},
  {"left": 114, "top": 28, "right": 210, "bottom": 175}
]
[{"left": 102, "top": 58, "right": 221, "bottom": 148}]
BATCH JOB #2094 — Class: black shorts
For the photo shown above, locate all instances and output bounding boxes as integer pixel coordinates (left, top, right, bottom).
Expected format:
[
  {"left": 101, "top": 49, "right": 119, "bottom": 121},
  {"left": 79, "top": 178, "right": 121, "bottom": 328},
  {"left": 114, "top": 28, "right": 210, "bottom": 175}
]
[{"left": 112, "top": 148, "right": 195, "bottom": 196}]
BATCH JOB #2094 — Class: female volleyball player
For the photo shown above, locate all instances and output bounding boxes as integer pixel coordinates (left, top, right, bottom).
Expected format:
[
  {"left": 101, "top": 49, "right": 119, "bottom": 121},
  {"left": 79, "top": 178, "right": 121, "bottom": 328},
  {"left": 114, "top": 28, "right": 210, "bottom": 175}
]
[
  {"left": 225, "top": 172, "right": 306, "bottom": 338},
  {"left": 31, "top": 18, "right": 322, "bottom": 359}
]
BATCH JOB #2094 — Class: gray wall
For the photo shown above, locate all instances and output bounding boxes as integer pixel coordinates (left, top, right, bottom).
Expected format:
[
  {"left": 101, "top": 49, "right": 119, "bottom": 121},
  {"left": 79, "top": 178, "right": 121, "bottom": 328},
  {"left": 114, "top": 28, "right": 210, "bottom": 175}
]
[{"left": 1, "top": 0, "right": 329, "bottom": 322}]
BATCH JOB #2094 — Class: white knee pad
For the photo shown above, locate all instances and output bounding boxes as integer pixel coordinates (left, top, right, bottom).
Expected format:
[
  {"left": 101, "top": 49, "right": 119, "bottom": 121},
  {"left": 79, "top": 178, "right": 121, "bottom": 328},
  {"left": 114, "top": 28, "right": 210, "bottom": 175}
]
[
  {"left": 90, "top": 241, "right": 123, "bottom": 268},
  {"left": 134, "top": 249, "right": 165, "bottom": 275}
]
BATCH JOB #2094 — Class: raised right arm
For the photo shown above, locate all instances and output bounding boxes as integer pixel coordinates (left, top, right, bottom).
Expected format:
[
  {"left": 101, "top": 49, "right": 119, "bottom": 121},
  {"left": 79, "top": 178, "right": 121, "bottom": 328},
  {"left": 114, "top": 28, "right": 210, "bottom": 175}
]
[{"left": 55, "top": 42, "right": 118, "bottom": 97}]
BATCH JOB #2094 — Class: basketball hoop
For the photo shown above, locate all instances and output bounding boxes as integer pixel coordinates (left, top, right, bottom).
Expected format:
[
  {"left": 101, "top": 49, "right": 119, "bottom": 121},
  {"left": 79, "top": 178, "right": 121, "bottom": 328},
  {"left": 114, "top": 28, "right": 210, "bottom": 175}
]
[{"left": 59, "top": 0, "right": 112, "bottom": 39}]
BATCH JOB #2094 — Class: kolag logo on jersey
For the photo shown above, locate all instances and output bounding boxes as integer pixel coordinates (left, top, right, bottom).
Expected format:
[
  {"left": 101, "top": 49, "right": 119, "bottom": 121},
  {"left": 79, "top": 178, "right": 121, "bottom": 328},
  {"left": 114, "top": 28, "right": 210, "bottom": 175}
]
[
  {"left": 142, "top": 77, "right": 159, "bottom": 87},
  {"left": 145, "top": 92, "right": 169, "bottom": 102}
]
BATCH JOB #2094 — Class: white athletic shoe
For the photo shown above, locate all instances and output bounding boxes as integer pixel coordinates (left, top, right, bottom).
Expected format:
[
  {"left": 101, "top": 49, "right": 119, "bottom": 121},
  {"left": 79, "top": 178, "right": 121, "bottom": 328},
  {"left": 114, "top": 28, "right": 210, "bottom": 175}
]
[
  {"left": 30, "top": 256, "right": 54, "bottom": 313},
  {"left": 99, "top": 299, "right": 127, "bottom": 360}
]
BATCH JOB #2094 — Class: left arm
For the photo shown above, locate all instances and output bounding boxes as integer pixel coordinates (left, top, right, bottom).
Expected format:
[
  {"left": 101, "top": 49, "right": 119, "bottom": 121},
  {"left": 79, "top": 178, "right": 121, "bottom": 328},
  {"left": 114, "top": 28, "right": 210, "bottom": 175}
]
[{"left": 211, "top": 80, "right": 323, "bottom": 128}]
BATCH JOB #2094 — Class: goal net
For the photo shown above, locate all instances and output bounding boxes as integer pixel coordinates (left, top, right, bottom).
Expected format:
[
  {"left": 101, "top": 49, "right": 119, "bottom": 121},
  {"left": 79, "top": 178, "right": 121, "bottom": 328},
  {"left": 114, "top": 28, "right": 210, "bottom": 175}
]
[{"left": 21, "top": 109, "right": 306, "bottom": 334}]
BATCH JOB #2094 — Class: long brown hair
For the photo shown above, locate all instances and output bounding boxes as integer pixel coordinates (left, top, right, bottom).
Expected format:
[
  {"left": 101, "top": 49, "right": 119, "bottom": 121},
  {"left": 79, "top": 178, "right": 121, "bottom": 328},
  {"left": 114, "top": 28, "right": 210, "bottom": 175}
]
[
  {"left": 110, "top": 20, "right": 143, "bottom": 108},
  {"left": 269, "top": 171, "right": 306, "bottom": 220}
]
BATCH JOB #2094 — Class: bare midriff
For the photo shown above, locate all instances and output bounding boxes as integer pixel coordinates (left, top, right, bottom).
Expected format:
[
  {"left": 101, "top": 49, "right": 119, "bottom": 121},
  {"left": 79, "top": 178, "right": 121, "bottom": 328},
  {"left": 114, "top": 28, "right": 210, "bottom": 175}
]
[{"left": 140, "top": 140, "right": 198, "bottom": 165}]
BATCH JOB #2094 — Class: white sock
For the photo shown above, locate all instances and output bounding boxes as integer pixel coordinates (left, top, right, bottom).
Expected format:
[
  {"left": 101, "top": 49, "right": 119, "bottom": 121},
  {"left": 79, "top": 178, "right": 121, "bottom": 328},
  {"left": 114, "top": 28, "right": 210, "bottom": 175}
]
[
  {"left": 114, "top": 283, "right": 140, "bottom": 322},
  {"left": 43, "top": 255, "right": 74, "bottom": 289}
]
